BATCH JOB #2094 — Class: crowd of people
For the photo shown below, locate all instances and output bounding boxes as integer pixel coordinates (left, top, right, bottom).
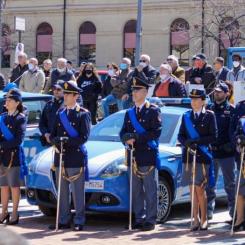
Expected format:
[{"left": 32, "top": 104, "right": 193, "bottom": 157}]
[{"left": 0, "top": 50, "right": 245, "bottom": 234}]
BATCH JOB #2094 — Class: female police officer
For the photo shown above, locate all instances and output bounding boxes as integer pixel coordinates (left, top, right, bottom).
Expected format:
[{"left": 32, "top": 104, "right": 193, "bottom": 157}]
[{"left": 0, "top": 89, "right": 26, "bottom": 225}]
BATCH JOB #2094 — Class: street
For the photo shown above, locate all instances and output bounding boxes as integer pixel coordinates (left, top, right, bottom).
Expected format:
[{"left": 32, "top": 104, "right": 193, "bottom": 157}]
[{"left": 1, "top": 198, "right": 245, "bottom": 245}]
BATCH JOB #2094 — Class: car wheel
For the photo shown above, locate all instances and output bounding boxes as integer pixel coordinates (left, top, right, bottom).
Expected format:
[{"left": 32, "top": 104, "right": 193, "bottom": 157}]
[
  {"left": 38, "top": 205, "right": 56, "bottom": 217},
  {"left": 157, "top": 177, "right": 172, "bottom": 224}
]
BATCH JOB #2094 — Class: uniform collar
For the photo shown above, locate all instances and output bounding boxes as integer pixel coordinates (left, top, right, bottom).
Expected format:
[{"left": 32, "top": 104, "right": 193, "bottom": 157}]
[
  {"left": 135, "top": 100, "right": 147, "bottom": 112},
  {"left": 193, "top": 106, "right": 205, "bottom": 117},
  {"left": 8, "top": 110, "right": 19, "bottom": 117}
]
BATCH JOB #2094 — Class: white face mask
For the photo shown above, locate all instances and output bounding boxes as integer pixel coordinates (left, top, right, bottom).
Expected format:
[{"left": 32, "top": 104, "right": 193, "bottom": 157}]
[
  {"left": 139, "top": 62, "right": 147, "bottom": 68},
  {"left": 57, "top": 67, "right": 65, "bottom": 73},
  {"left": 233, "top": 61, "right": 240, "bottom": 68},
  {"left": 28, "top": 63, "right": 35, "bottom": 71},
  {"left": 160, "top": 74, "right": 169, "bottom": 81},
  {"left": 108, "top": 69, "right": 114, "bottom": 77}
]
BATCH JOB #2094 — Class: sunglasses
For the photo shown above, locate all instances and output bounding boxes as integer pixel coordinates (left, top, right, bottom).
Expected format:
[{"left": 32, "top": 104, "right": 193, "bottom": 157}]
[{"left": 139, "top": 60, "right": 146, "bottom": 63}]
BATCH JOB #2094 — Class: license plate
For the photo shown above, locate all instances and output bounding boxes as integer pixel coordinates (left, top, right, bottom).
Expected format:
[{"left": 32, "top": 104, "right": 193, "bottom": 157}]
[{"left": 85, "top": 180, "right": 104, "bottom": 190}]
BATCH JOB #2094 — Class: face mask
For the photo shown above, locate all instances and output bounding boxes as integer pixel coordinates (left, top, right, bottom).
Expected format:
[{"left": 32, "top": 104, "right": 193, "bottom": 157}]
[
  {"left": 85, "top": 70, "right": 92, "bottom": 75},
  {"left": 108, "top": 69, "right": 114, "bottom": 77},
  {"left": 28, "top": 63, "right": 35, "bottom": 71},
  {"left": 160, "top": 74, "right": 169, "bottom": 81},
  {"left": 120, "top": 63, "right": 128, "bottom": 70},
  {"left": 57, "top": 68, "right": 65, "bottom": 73},
  {"left": 233, "top": 61, "right": 240, "bottom": 68},
  {"left": 139, "top": 62, "right": 147, "bottom": 68}
]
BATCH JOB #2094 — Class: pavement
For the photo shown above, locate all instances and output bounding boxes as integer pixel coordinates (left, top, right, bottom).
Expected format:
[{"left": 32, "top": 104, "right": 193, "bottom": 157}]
[{"left": 1, "top": 198, "right": 245, "bottom": 245}]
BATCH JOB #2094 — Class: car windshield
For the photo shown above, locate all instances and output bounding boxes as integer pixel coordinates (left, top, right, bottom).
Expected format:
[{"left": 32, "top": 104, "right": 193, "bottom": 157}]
[{"left": 90, "top": 111, "right": 180, "bottom": 144}]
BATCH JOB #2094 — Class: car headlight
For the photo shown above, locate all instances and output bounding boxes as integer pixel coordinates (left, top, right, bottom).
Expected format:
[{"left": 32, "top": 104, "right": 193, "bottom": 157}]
[{"left": 100, "top": 158, "right": 128, "bottom": 178}]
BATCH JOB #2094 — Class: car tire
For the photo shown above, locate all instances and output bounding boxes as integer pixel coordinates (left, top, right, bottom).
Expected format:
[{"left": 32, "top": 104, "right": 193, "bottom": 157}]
[
  {"left": 38, "top": 205, "right": 56, "bottom": 217},
  {"left": 157, "top": 177, "right": 172, "bottom": 224}
]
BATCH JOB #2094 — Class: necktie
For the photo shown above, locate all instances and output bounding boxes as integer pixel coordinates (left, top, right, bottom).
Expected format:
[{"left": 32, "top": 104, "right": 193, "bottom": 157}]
[
  {"left": 136, "top": 107, "right": 140, "bottom": 119},
  {"left": 194, "top": 113, "right": 198, "bottom": 120}
]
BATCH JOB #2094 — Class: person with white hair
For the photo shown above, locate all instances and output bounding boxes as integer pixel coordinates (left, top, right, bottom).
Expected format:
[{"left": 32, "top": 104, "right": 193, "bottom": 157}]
[
  {"left": 133, "top": 54, "right": 157, "bottom": 84},
  {"left": 167, "top": 55, "right": 185, "bottom": 83},
  {"left": 153, "top": 63, "right": 186, "bottom": 98},
  {"left": 49, "top": 58, "right": 76, "bottom": 90},
  {"left": 19, "top": 57, "right": 45, "bottom": 93}
]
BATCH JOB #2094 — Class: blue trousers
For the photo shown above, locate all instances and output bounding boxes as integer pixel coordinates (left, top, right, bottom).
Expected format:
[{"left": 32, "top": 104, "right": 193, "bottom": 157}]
[
  {"left": 131, "top": 166, "right": 157, "bottom": 225},
  {"left": 206, "top": 157, "right": 235, "bottom": 217},
  {"left": 56, "top": 168, "right": 85, "bottom": 225}
]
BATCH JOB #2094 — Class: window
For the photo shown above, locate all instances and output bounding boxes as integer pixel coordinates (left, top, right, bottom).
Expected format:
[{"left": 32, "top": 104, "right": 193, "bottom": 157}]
[
  {"left": 79, "top": 21, "right": 96, "bottom": 64},
  {"left": 219, "top": 17, "right": 240, "bottom": 60},
  {"left": 36, "top": 22, "right": 53, "bottom": 64},
  {"left": 123, "top": 20, "right": 136, "bottom": 66},
  {"left": 1, "top": 23, "right": 11, "bottom": 68},
  {"left": 170, "top": 18, "right": 190, "bottom": 66}
]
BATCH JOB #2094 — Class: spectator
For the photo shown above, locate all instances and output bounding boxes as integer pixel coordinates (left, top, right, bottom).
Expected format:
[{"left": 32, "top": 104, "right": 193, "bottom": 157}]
[
  {"left": 166, "top": 55, "right": 185, "bottom": 83},
  {"left": 101, "top": 58, "right": 133, "bottom": 118},
  {"left": 153, "top": 64, "right": 186, "bottom": 98},
  {"left": 19, "top": 58, "right": 45, "bottom": 93},
  {"left": 133, "top": 54, "right": 157, "bottom": 84},
  {"left": 101, "top": 62, "right": 119, "bottom": 98},
  {"left": 185, "top": 55, "right": 196, "bottom": 83},
  {"left": 50, "top": 58, "right": 75, "bottom": 88},
  {"left": 67, "top": 60, "right": 76, "bottom": 74},
  {"left": 226, "top": 54, "right": 245, "bottom": 83},
  {"left": 42, "top": 59, "right": 53, "bottom": 93},
  {"left": 75, "top": 62, "right": 87, "bottom": 78},
  {"left": 213, "top": 57, "right": 230, "bottom": 83},
  {"left": 0, "top": 73, "right": 6, "bottom": 90},
  {"left": 76, "top": 63, "right": 102, "bottom": 124},
  {"left": 189, "top": 53, "right": 216, "bottom": 94},
  {"left": 10, "top": 52, "right": 28, "bottom": 86}
]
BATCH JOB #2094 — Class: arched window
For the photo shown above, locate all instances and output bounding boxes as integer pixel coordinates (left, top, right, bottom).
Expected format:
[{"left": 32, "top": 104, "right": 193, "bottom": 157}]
[
  {"left": 1, "top": 23, "right": 11, "bottom": 68},
  {"left": 36, "top": 22, "right": 53, "bottom": 64},
  {"left": 123, "top": 20, "right": 136, "bottom": 66},
  {"left": 219, "top": 17, "right": 240, "bottom": 59},
  {"left": 170, "top": 18, "right": 190, "bottom": 66},
  {"left": 79, "top": 21, "right": 96, "bottom": 64}
]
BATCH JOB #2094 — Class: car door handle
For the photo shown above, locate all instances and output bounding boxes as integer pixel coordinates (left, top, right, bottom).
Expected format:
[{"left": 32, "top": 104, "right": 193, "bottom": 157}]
[{"left": 167, "top": 157, "right": 176, "bottom": 162}]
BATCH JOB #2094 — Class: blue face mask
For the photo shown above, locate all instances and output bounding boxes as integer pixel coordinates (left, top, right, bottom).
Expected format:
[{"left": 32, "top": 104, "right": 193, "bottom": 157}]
[{"left": 120, "top": 63, "right": 128, "bottom": 70}]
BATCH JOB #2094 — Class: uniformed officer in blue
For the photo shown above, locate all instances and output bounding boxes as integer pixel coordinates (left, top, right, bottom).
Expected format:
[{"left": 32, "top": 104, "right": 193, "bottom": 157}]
[
  {"left": 206, "top": 83, "right": 235, "bottom": 220},
  {"left": 178, "top": 89, "right": 217, "bottom": 231},
  {"left": 232, "top": 115, "right": 245, "bottom": 232},
  {"left": 0, "top": 89, "right": 27, "bottom": 225},
  {"left": 49, "top": 80, "right": 91, "bottom": 231},
  {"left": 120, "top": 77, "right": 162, "bottom": 231},
  {"left": 39, "top": 82, "right": 64, "bottom": 145}
]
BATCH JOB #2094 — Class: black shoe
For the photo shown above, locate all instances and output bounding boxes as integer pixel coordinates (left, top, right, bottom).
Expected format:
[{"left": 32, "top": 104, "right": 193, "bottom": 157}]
[
  {"left": 73, "top": 224, "right": 84, "bottom": 231},
  {"left": 125, "top": 223, "right": 143, "bottom": 230},
  {"left": 207, "top": 212, "right": 213, "bottom": 220},
  {"left": 190, "top": 222, "right": 200, "bottom": 232},
  {"left": 48, "top": 223, "right": 71, "bottom": 230},
  {"left": 7, "top": 215, "right": 19, "bottom": 226},
  {"left": 200, "top": 220, "right": 208, "bottom": 231},
  {"left": 0, "top": 213, "right": 10, "bottom": 224},
  {"left": 232, "top": 221, "right": 245, "bottom": 232},
  {"left": 142, "top": 222, "right": 155, "bottom": 231}
]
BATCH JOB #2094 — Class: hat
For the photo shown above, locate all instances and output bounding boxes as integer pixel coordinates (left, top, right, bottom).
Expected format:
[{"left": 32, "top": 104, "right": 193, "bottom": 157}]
[
  {"left": 195, "top": 53, "right": 207, "bottom": 61},
  {"left": 189, "top": 89, "right": 206, "bottom": 100},
  {"left": 62, "top": 80, "right": 81, "bottom": 94},
  {"left": 214, "top": 83, "right": 229, "bottom": 93},
  {"left": 52, "top": 80, "right": 64, "bottom": 90},
  {"left": 192, "top": 55, "right": 197, "bottom": 61},
  {"left": 5, "top": 88, "right": 22, "bottom": 102},
  {"left": 232, "top": 53, "right": 242, "bottom": 61},
  {"left": 131, "top": 76, "right": 151, "bottom": 90}
]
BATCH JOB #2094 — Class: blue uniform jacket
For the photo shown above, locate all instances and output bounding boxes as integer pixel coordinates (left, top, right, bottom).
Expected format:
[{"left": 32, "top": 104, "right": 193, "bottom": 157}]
[
  {"left": 0, "top": 111, "right": 26, "bottom": 167},
  {"left": 207, "top": 100, "right": 235, "bottom": 159},
  {"left": 50, "top": 105, "right": 91, "bottom": 168},
  {"left": 178, "top": 109, "right": 217, "bottom": 164},
  {"left": 119, "top": 102, "right": 162, "bottom": 167}
]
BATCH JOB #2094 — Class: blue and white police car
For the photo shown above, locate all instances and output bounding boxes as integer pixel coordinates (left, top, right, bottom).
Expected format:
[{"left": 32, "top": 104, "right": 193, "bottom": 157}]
[{"left": 26, "top": 98, "right": 226, "bottom": 222}]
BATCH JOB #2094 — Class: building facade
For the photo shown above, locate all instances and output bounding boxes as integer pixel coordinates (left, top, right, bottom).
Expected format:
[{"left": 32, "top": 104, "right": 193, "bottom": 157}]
[{"left": 1, "top": 0, "right": 245, "bottom": 72}]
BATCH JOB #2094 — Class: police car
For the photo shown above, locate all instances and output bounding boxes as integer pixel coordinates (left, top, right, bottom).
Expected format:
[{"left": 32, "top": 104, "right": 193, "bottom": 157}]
[
  {"left": 0, "top": 91, "right": 52, "bottom": 163},
  {"left": 26, "top": 98, "right": 226, "bottom": 222}
]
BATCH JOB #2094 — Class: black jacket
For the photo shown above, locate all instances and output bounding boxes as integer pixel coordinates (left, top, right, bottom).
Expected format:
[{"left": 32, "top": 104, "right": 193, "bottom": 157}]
[
  {"left": 10, "top": 64, "right": 29, "bottom": 86},
  {"left": 153, "top": 76, "right": 187, "bottom": 98},
  {"left": 133, "top": 65, "right": 158, "bottom": 84},
  {"left": 216, "top": 67, "right": 230, "bottom": 83},
  {"left": 50, "top": 69, "right": 74, "bottom": 86}
]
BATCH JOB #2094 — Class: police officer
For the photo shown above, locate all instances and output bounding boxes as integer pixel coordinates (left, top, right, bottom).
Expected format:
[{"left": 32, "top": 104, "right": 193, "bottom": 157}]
[
  {"left": 178, "top": 89, "right": 217, "bottom": 231},
  {"left": 206, "top": 83, "right": 235, "bottom": 220},
  {"left": 49, "top": 80, "right": 91, "bottom": 231},
  {"left": 0, "top": 89, "right": 27, "bottom": 225},
  {"left": 39, "top": 83, "right": 64, "bottom": 145},
  {"left": 120, "top": 77, "right": 162, "bottom": 231},
  {"left": 232, "top": 116, "right": 245, "bottom": 232}
]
